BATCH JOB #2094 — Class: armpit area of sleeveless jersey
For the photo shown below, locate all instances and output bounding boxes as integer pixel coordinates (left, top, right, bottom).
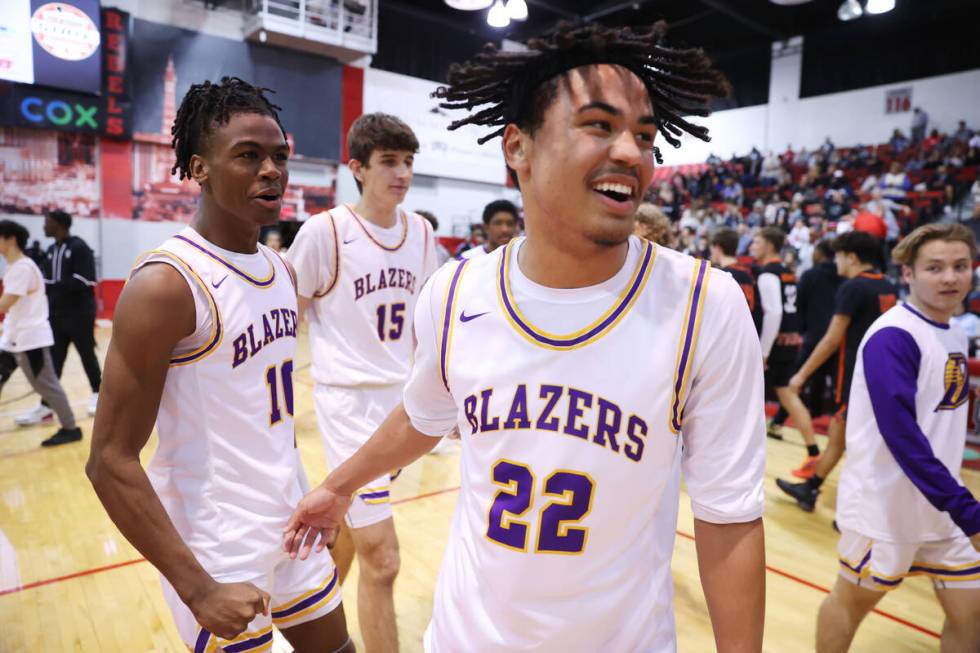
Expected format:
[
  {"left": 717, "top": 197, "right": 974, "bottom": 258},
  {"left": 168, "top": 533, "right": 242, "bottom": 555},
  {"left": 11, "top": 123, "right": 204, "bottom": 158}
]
[
  {"left": 307, "top": 205, "right": 432, "bottom": 387},
  {"left": 135, "top": 228, "right": 304, "bottom": 575},
  {"left": 426, "top": 238, "right": 722, "bottom": 652}
]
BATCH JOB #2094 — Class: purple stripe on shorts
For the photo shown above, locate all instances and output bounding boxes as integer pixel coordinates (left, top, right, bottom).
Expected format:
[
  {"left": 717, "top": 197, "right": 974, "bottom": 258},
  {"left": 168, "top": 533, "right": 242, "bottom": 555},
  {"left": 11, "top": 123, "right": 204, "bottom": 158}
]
[
  {"left": 223, "top": 630, "right": 273, "bottom": 652},
  {"left": 271, "top": 569, "right": 339, "bottom": 619}
]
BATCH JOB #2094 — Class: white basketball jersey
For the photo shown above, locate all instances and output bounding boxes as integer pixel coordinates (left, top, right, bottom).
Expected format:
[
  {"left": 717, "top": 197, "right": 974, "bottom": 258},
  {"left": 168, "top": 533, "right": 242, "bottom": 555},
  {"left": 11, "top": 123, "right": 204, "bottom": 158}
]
[
  {"left": 838, "top": 303, "right": 971, "bottom": 542},
  {"left": 136, "top": 227, "right": 306, "bottom": 575},
  {"left": 403, "top": 236, "right": 766, "bottom": 652},
  {"left": 288, "top": 204, "right": 437, "bottom": 387}
]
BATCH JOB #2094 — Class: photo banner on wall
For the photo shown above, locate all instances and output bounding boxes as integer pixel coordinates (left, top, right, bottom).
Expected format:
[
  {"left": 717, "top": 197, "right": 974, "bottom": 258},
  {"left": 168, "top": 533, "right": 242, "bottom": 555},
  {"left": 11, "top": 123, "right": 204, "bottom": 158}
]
[
  {"left": 129, "top": 18, "right": 342, "bottom": 161},
  {"left": 363, "top": 68, "right": 507, "bottom": 186},
  {"left": 0, "top": 6, "right": 131, "bottom": 139}
]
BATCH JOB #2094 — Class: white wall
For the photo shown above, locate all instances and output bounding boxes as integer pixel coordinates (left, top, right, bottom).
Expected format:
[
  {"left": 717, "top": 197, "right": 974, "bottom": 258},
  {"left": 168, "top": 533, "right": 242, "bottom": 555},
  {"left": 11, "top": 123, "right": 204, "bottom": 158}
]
[
  {"left": 4, "top": 213, "right": 183, "bottom": 280},
  {"left": 665, "top": 66, "right": 980, "bottom": 165},
  {"left": 334, "top": 166, "right": 520, "bottom": 238}
]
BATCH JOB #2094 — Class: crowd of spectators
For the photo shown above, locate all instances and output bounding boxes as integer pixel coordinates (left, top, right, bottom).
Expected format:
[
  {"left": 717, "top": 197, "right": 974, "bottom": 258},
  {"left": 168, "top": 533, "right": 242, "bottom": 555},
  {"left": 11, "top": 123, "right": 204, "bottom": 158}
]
[{"left": 639, "top": 117, "right": 980, "bottom": 280}]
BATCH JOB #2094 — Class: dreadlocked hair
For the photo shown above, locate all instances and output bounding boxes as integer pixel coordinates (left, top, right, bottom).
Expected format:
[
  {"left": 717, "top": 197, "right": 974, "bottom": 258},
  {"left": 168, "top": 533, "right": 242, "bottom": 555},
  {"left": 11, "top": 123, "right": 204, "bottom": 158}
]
[
  {"left": 171, "top": 76, "right": 285, "bottom": 180},
  {"left": 432, "top": 21, "right": 731, "bottom": 164}
]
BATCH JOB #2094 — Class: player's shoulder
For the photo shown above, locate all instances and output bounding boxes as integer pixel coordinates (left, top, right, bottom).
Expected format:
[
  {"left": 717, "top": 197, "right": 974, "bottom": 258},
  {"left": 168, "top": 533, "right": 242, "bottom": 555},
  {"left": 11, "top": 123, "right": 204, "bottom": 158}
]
[{"left": 651, "top": 245, "right": 744, "bottom": 314}]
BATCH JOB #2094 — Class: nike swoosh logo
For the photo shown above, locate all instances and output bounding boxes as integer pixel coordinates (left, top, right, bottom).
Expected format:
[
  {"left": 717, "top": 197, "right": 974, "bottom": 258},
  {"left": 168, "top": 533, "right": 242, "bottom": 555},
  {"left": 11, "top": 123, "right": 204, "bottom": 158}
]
[
  {"left": 343, "top": 238, "right": 357, "bottom": 245},
  {"left": 212, "top": 275, "right": 229, "bottom": 289},
  {"left": 460, "top": 311, "right": 488, "bottom": 323}
]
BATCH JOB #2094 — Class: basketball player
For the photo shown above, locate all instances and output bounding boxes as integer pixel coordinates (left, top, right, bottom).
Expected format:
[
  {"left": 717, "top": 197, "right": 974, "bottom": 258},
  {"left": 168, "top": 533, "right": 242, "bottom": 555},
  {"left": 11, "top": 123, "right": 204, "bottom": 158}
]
[
  {"left": 285, "top": 22, "right": 766, "bottom": 651},
  {"left": 816, "top": 223, "right": 980, "bottom": 652},
  {"left": 751, "top": 227, "right": 821, "bottom": 471},
  {"left": 710, "top": 227, "right": 762, "bottom": 333},
  {"left": 459, "top": 199, "right": 519, "bottom": 259},
  {"left": 776, "top": 231, "right": 897, "bottom": 510},
  {"left": 287, "top": 112, "right": 437, "bottom": 652},
  {"left": 86, "top": 78, "right": 352, "bottom": 653}
]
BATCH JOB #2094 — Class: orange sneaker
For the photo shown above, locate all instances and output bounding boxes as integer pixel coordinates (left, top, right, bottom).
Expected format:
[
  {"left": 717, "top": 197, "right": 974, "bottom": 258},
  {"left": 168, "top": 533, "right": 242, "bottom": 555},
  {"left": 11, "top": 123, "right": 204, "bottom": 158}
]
[{"left": 791, "top": 455, "right": 820, "bottom": 479}]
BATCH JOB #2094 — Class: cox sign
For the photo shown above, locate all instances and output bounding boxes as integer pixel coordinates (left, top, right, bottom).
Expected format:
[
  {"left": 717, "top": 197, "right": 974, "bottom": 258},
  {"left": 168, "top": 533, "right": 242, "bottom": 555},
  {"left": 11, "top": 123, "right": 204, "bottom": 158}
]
[{"left": 20, "top": 96, "right": 99, "bottom": 129}]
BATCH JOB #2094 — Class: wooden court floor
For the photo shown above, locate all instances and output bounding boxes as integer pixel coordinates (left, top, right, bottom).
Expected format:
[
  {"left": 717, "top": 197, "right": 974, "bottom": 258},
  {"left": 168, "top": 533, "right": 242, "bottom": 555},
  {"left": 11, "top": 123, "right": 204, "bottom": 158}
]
[{"left": 1, "top": 325, "right": 975, "bottom": 652}]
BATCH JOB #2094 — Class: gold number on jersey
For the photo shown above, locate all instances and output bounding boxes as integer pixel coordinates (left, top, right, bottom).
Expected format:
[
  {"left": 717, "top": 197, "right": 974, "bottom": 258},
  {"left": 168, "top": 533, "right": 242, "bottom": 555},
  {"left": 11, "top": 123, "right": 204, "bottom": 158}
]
[
  {"left": 486, "top": 460, "right": 595, "bottom": 554},
  {"left": 265, "top": 359, "right": 294, "bottom": 425}
]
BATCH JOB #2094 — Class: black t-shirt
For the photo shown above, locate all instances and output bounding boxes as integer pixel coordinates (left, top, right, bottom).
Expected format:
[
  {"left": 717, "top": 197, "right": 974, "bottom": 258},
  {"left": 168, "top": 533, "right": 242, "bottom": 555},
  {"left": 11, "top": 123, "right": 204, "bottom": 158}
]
[
  {"left": 724, "top": 263, "right": 763, "bottom": 335},
  {"left": 834, "top": 272, "right": 898, "bottom": 399}
]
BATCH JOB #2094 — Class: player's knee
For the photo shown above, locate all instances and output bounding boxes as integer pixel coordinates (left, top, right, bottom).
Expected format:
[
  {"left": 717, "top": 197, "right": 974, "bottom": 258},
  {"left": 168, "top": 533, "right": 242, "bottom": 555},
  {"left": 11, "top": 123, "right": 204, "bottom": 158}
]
[{"left": 362, "top": 544, "right": 400, "bottom": 585}]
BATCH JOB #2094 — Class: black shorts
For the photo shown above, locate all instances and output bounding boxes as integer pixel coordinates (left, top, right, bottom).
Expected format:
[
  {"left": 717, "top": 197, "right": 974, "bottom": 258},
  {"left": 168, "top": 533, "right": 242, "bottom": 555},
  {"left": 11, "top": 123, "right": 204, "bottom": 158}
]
[{"left": 766, "top": 345, "right": 799, "bottom": 388}]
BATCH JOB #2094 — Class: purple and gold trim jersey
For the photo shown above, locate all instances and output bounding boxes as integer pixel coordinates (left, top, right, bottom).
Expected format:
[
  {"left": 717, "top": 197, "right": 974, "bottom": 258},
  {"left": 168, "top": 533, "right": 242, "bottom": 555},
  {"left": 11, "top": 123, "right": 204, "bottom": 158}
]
[
  {"left": 404, "top": 236, "right": 766, "bottom": 652},
  {"left": 134, "top": 227, "right": 307, "bottom": 575},
  {"left": 838, "top": 303, "right": 980, "bottom": 543},
  {"left": 287, "top": 204, "right": 438, "bottom": 388}
]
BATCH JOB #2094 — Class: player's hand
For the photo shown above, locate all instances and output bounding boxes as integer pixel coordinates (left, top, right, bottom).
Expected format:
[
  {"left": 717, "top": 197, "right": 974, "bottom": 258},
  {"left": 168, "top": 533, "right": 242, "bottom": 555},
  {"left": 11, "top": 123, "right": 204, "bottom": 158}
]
[
  {"left": 788, "top": 373, "right": 805, "bottom": 395},
  {"left": 970, "top": 532, "right": 980, "bottom": 553},
  {"left": 282, "top": 484, "right": 353, "bottom": 560},
  {"left": 187, "top": 580, "right": 270, "bottom": 641}
]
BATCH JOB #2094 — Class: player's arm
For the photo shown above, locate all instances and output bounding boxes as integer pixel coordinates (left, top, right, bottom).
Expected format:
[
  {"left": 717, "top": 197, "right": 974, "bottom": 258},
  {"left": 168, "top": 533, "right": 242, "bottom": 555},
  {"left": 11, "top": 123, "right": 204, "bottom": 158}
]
[
  {"left": 0, "top": 292, "right": 20, "bottom": 314},
  {"left": 862, "top": 327, "right": 980, "bottom": 545},
  {"left": 86, "top": 264, "right": 270, "bottom": 639},
  {"left": 284, "top": 266, "right": 458, "bottom": 559},
  {"left": 756, "top": 272, "right": 781, "bottom": 359},
  {"left": 681, "top": 271, "right": 767, "bottom": 652},
  {"left": 788, "top": 314, "right": 851, "bottom": 393}
]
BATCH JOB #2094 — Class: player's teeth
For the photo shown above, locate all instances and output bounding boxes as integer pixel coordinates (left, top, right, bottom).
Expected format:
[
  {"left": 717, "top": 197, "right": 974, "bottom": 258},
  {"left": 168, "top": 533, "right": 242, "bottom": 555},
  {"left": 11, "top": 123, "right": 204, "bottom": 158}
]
[{"left": 592, "top": 183, "right": 632, "bottom": 195}]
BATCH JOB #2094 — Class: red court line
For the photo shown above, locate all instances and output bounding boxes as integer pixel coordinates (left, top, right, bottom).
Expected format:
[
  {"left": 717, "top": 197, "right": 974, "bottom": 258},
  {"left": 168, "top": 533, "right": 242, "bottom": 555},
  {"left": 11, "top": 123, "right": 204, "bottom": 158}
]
[
  {"left": 0, "top": 557, "right": 145, "bottom": 597},
  {"left": 0, "top": 484, "right": 945, "bottom": 639},
  {"left": 674, "top": 529, "right": 940, "bottom": 639}
]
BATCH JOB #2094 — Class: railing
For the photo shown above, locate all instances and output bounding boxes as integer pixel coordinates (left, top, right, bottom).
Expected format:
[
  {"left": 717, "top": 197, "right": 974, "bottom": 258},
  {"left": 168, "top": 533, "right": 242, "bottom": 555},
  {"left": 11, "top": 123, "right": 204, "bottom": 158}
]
[{"left": 244, "top": 0, "right": 376, "bottom": 54}]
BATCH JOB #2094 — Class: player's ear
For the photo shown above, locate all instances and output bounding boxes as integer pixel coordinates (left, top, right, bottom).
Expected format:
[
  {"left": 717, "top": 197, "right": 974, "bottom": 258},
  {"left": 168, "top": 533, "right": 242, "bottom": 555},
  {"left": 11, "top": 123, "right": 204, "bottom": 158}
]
[
  {"left": 502, "top": 124, "right": 530, "bottom": 180},
  {"left": 190, "top": 154, "right": 208, "bottom": 186},
  {"left": 348, "top": 158, "right": 364, "bottom": 184}
]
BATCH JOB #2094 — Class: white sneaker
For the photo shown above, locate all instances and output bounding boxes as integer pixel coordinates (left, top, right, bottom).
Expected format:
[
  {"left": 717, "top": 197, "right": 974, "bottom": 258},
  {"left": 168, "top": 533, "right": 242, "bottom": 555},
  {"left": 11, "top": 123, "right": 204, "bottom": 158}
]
[
  {"left": 88, "top": 393, "right": 99, "bottom": 417},
  {"left": 14, "top": 404, "right": 54, "bottom": 426}
]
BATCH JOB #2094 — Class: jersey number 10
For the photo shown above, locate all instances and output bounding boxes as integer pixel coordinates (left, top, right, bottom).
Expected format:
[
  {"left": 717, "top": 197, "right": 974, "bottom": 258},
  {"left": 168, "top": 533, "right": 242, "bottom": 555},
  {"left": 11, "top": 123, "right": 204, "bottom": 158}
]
[
  {"left": 265, "top": 360, "right": 294, "bottom": 425},
  {"left": 487, "top": 460, "right": 595, "bottom": 554}
]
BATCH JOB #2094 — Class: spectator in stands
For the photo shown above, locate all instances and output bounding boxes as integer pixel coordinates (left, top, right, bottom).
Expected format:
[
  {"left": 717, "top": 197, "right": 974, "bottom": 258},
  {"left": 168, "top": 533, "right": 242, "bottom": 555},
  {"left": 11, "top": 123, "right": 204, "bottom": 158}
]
[
  {"left": 262, "top": 228, "right": 284, "bottom": 252},
  {"left": 910, "top": 106, "right": 929, "bottom": 143},
  {"left": 819, "top": 137, "right": 835, "bottom": 157},
  {"left": 879, "top": 161, "right": 911, "bottom": 200},
  {"left": 853, "top": 207, "right": 887, "bottom": 242},
  {"left": 0, "top": 220, "right": 80, "bottom": 446},
  {"left": 736, "top": 223, "right": 754, "bottom": 256},
  {"left": 951, "top": 299, "right": 980, "bottom": 357},
  {"left": 634, "top": 203, "right": 675, "bottom": 249},
  {"left": 824, "top": 188, "right": 849, "bottom": 221},
  {"left": 889, "top": 129, "right": 910, "bottom": 154},
  {"left": 953, "top": 120, "right": 973, "bottom": 144},
  {"left": 720, "top": 177, "right": 743, "bottom": 204},
  {"left": 453, "top": 223, "right": 486, "bottom": 258},
  {"left": 416, "top": 210, "right": 452, "bottom": 266},
  {"left": 921, "top": 129, "right": 942, "bottom": 153},
  {"left": 788, "top": 218, "right": 810, "bottom": 252}
]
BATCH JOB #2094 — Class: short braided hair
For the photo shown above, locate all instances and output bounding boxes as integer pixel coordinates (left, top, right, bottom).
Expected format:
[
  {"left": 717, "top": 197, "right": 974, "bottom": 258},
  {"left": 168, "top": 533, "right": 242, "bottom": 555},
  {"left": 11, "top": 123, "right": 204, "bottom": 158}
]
[
  {"left": 171, "top": 76, "right": 285, "bottom": 180},
  {"left": 432, "top": 21, "right": 731, "bottom": 165}
]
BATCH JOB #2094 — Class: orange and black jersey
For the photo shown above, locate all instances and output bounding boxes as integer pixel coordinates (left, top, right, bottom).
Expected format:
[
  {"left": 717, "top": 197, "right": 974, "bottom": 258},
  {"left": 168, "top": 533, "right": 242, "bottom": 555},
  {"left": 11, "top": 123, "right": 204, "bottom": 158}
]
[
  {"left": 759, "top": 260, "right": 800, "bottom": 336},
  {"left": 834, "top": 272, "right": 899, "bottom": 402},
  {"left": 724, "top": 263, "right": 763, "bottom": 335}
]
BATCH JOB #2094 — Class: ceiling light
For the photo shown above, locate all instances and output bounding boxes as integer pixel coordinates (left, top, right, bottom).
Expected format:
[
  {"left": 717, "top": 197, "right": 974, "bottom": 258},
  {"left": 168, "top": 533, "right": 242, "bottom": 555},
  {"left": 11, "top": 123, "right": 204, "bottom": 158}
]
[
  {"left": 444, "top": 0, "right": 493, "bottom": 10},
  {"left": 865, "top": 0, "right": 895, "bottom": 14},
  {"left": 487, "top": 0, "right": 509, "bottom": 27},
  {"left": 837, "top": 0, "right": 862, "bottom": 20},
  {"left": 505, "top": 0, "right": 528, "bottom": 21}
]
